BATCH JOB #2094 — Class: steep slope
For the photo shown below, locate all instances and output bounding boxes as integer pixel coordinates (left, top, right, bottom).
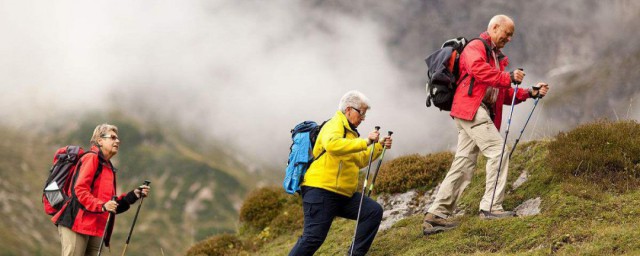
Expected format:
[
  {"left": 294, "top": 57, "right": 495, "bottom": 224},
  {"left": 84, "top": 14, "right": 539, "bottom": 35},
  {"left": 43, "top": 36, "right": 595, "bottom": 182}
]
[
  {"left": 188, "top": 120, "right": 640, "bottom": 255},
  {"left": 0, "top": 112, "right": 268, "bottom": 256}
]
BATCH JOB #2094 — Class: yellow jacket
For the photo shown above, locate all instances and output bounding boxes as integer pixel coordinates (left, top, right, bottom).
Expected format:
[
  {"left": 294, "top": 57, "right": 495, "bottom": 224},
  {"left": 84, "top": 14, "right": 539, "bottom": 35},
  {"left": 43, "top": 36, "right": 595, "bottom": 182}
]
[{"left": 302, "top": 111, "right": 383, "bottom": 197}]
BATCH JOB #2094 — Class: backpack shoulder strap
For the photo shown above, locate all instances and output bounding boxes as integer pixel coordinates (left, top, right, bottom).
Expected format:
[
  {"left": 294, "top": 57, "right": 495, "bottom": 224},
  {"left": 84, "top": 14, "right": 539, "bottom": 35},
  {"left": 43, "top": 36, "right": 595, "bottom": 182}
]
[
  {"left": 70, "top": 151, "right": 103, "bottom": 199},
  {"left": 464, "top": 37, "right": 492, "bottom": 96},
  {"left": 314, "top": 122, "right": 347, "bottom": 161}
]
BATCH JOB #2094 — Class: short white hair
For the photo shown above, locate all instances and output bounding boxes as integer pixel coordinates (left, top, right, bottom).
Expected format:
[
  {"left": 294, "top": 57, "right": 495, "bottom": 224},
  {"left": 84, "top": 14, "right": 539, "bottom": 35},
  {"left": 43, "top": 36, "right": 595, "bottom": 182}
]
[
  {"left": 487, "top": 14, "right": 513, "bottom": 30},
  {"left": 338, "top": 90, "right": 371, "bottom": 113}
]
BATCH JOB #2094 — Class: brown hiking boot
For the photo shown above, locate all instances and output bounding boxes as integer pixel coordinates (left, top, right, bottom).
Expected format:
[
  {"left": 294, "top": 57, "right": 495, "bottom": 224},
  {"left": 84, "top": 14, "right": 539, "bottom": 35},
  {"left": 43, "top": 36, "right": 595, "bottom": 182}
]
[
  {"left": 422, "top": 213, "right": 458, "bottom": 236},
  {"left": 479, "top": 209, "right": 516, "bottom": 220}
]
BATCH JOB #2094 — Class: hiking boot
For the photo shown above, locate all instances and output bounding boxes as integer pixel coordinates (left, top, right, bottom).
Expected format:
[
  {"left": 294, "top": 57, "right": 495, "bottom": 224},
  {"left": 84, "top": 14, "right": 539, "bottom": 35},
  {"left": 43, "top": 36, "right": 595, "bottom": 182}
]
[
  {"left": 479, "top": 209, "right": 516, "bottom": 220},
  {"left": 422, "top": 213, "right": 458, "bottom": 236}
]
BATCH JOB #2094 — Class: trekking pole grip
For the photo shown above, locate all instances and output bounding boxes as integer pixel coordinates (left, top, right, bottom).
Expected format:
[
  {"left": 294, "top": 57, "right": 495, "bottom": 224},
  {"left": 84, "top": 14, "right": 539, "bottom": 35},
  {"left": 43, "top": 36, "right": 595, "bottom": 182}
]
[
  {"left": 532, "top": 84, "right": 545, "bottom": 99},
  {"left": 140, "top": 180, "right": 151, "bottom": 198},
  {"left": 514, "top": 68, "right": 524, "bottom": 85},
  {"left": 375, "top": 126, "right": 380, "bottom": 131}
]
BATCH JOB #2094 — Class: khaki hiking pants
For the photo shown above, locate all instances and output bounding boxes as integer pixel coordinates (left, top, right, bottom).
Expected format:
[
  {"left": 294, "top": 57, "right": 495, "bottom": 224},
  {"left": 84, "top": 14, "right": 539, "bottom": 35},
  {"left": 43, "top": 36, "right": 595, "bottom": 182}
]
[
  {"left": 428, "top": 105, "right": 509, "bottom": 218},
  {"left": 58, "top": 225, "right": 102, "bottom": 256}
]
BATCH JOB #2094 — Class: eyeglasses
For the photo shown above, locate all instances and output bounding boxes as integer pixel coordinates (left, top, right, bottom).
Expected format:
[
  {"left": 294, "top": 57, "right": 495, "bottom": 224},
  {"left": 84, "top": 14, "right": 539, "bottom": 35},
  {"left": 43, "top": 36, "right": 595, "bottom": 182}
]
[
  {"left": 101, "top": 134, "right": 120, "bottom": 141},
  {"left": 352, "top": 107, "right": 366, "bottom": 118}
]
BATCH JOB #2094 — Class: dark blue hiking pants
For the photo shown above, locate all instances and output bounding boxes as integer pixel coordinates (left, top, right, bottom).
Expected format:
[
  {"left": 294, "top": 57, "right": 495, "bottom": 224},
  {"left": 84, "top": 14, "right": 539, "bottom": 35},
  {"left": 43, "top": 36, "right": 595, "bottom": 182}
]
[{"left": 288, "top": 186, "right": 384, "bottom": 256}]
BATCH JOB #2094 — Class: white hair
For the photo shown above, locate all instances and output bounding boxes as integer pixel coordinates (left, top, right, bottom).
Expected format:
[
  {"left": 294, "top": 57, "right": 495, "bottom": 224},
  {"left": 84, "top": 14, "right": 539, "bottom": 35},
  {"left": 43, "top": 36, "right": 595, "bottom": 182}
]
[
  {"left": 487, "top": 14, "right": 513, "bottom": 30},
  {"left": 338, "top": 90, "right": 371, "bottom": 113}
]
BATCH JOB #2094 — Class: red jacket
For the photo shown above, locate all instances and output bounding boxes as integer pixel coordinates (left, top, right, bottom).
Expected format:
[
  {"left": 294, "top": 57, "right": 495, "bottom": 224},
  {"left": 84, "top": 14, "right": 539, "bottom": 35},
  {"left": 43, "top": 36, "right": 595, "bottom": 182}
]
[
  {"left": 52, "top": 146, "right": 137, "bottom": 245},
  {"left": 450, "top": 32, "right": 530, "bottom": 130}
]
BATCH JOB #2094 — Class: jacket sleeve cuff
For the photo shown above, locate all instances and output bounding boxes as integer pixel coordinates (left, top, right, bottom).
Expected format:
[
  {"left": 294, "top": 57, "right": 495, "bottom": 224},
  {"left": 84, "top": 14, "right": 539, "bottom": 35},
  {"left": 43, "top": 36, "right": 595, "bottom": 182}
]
[{"left": 124, "top": 191, "right": 139, "bottom": 205}]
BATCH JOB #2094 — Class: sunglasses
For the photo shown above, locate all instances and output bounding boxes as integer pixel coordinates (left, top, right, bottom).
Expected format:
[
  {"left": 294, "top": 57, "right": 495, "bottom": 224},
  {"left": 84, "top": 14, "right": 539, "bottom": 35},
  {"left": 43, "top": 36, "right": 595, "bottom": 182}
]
[{"left": 101, "top": 134, "right": 120, "bottom": 141}]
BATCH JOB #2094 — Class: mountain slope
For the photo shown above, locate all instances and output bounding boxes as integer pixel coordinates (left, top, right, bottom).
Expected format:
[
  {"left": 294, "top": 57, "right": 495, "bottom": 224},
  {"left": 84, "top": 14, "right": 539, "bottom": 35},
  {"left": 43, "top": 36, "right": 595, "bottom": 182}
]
[
  {"left": 0, "top": 112, "right": 268, "bottom": 256},
  {"left": 188, "top": 120, "right": 640, "bottom": 255}
]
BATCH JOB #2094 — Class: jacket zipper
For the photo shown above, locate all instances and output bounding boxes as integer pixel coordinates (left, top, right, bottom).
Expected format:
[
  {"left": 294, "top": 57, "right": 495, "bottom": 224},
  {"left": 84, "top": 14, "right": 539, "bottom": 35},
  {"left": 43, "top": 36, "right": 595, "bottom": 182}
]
[{"left": 335, "top": 161, "right": 343, "bottom": 189}]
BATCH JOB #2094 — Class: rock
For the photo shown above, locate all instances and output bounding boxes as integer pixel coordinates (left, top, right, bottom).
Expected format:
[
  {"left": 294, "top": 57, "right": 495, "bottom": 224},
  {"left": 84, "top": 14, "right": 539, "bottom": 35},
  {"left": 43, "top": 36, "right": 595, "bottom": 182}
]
[
  {"left": 515, "top": 197, "right": 541, "bottom": 216},
  {"left": 376, "top": 185, "right": 440, "bottom": 231},
  {"left": 512, "top": 170, "right": 529, "bottom": 190}
]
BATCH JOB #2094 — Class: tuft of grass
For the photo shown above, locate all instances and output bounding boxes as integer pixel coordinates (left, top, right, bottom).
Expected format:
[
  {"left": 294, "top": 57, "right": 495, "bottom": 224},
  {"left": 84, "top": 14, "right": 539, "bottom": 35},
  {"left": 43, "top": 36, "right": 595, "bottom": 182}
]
[
  {"left": 374, "top": 152, "right": 453, "bottom": 194},
  {"left": 186, "top": 234, "right": 246, "bottom": 256},
  {"left": 239, "top": 187, "right": 288, "bottom": 231},
  {"left": 547, "top": 120, "right": 640, "bottom": 192}
]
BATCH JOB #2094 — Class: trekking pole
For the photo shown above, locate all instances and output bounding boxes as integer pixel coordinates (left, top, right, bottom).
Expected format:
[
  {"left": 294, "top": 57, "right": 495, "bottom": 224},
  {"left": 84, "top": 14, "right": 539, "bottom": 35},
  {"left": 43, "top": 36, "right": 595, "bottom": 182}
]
[
  {"left": 349, "top": 126, "right": 380, "bottom": 256},
  {"left": 509, "top": 84, "right": 544, "bottom": 159},
  {"left": 121, "top": 180, "right": 151, "bottom": 256},
  {"left": 367, "top": 131, "right": 393, "bottom": 197},
  {"left": 489, "top": 68, "right": 522, "bottom": 213},
  {"left": 98, "top": 195, "right": 118, "bottom": 256}
]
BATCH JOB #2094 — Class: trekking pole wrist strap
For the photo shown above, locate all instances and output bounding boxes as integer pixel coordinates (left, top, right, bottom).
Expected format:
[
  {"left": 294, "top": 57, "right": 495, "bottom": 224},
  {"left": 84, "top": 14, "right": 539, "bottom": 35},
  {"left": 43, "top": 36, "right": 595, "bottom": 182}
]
[{"left": 528, "top": 88, "right": 541, "bottom": 99}]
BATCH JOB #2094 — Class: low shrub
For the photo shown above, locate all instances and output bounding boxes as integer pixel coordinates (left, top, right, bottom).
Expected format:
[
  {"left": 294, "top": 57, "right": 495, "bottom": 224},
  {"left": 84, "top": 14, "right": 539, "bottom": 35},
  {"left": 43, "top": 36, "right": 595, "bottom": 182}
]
[
  {"left": 239, "top": 187, "right": 287, "bottom": 230},
  {"left": 186, "top": 234, "right": 244, "bottom": 256},
  {"left": 268, "top": 196, "right": 303, "bottom": 236},
  {"left": 373, "top": 152, "right": 453, "bottom": 194},
  {"left": 547, "top": 120, "right": 640, "bottom": 191}
]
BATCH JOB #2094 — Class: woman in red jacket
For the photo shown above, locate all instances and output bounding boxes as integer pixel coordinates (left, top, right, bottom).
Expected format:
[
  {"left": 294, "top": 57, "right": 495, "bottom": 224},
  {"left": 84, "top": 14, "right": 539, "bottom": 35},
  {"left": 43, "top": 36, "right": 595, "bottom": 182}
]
[{"left": 52, "top": 124, "right": 150, "bottom": 256}]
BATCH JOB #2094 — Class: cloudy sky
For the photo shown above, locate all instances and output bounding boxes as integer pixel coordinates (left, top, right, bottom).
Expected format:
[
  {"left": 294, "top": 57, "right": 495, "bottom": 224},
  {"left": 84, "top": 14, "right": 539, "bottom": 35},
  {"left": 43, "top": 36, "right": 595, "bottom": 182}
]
[{"left": 4, "top": 0, "right": 634, "bottom": 167}]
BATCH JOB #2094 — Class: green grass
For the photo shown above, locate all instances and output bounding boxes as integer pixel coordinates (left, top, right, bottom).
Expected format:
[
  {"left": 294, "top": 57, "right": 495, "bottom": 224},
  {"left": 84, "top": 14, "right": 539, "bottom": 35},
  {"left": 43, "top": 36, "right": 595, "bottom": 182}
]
[{"left": 189, "top": 121, "right": 640, "bottom": 255}]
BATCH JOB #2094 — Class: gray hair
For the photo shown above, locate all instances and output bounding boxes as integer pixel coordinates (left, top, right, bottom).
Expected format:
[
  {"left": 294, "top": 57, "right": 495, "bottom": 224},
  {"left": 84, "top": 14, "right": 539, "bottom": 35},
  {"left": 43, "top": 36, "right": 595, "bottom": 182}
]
[
  {"left": 338, "top": 90, "right": 371, "bottom": 113},
  {"left": 90, "top": 123, "right": 119, "bottom": 146}
]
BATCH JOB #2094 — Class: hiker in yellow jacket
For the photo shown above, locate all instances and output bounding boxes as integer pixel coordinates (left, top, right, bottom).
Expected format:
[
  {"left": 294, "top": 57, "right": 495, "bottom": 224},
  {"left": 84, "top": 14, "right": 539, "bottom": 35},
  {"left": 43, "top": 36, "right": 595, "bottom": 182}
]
[{"left": 289, "top": 90, "right": 392, "bottom": 256}]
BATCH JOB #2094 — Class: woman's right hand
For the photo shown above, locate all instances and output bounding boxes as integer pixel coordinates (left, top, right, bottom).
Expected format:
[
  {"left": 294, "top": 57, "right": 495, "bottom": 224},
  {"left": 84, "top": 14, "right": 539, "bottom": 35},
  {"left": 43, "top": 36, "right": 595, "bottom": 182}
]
[
  {"left": 103, "top": 200, "right": 118, "bottom": 213},
  {"left": 367, "top": 130, "right": 380, "bottom": 146}
]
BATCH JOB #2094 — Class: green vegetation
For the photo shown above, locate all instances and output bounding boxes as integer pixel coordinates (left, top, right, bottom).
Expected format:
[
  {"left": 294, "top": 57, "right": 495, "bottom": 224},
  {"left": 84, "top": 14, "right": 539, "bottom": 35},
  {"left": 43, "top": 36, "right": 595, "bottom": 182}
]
[
  {"left": 0, "top": 111, "right": 268, "bottom": 256},
  {"left": 373, "top": 152, "right": 453, "bottom": 194},
  {"left": 189, "top": 120, "right": 640, "bottom": 255},
  {"left": 547, "top": 120, "right": 640, "bottom": 191}
]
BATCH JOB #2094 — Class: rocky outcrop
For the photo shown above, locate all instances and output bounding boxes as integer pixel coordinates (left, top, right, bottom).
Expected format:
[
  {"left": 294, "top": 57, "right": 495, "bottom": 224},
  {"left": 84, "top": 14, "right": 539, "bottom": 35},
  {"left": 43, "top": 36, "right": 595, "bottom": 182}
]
[{"left": 377, "top": 170, "right": 541, "bottom": 230}]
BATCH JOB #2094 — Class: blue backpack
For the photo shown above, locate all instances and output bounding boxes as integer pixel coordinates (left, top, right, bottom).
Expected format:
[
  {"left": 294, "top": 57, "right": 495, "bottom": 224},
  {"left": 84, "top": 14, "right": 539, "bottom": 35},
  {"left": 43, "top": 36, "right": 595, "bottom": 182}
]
[{"left": 284, "top": 120, "right": 347, "bottom": 194}]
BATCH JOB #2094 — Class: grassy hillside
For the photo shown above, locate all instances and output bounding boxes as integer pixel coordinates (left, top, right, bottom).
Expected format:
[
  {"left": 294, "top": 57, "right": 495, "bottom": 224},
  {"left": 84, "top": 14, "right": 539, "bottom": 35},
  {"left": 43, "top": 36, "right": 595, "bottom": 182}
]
[
  {"left": 188, "top": 120, "right": 640, "bottom": 255},
  {"left": 0, "top": 111, "right": 271, "bottom": 256}
]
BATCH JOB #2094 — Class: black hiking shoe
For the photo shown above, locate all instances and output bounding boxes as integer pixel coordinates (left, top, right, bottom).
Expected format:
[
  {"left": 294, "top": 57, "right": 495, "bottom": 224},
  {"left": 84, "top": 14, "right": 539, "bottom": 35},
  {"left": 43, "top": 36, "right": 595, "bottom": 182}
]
[
  {"left": 422, "top": 213, "right": 458, "bottom": 236},
  {"left": 479, "top": 210, "right": 516, "bottom": 220}
]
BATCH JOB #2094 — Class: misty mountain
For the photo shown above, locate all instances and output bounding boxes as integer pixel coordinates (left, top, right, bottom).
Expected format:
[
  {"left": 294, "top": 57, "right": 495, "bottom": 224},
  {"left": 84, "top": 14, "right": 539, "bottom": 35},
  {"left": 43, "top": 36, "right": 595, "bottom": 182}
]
[
  {"left": 2, "top": 0, "right": 639, "bottom": 167},
  {"left": 0, "top": 111, "right": 272, "bottom": 255}
]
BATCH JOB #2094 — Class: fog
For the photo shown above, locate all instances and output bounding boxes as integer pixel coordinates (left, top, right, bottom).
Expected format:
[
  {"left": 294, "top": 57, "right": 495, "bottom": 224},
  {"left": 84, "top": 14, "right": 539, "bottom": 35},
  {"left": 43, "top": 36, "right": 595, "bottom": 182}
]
[{"left": 1, "top": 0, "right": 638, "bottom": 167}]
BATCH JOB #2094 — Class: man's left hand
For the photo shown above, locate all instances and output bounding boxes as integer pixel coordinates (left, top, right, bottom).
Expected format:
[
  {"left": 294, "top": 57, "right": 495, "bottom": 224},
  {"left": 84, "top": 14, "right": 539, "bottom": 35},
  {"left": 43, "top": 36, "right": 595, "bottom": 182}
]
[{"left": 532, "top": 82, "right": 549, "bottom": 98}]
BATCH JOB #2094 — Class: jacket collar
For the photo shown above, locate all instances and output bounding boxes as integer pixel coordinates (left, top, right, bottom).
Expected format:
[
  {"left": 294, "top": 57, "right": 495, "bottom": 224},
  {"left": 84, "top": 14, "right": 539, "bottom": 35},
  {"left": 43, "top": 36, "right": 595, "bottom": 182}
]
[
  {"left": 335, "top": 111, "right": 359, "bottom": 136},
  {"left": 90, "top": 145, "right": 108, "bottom": 163},
  {"left": 480, "top": 32, "right": 506, "bottom": 61}
]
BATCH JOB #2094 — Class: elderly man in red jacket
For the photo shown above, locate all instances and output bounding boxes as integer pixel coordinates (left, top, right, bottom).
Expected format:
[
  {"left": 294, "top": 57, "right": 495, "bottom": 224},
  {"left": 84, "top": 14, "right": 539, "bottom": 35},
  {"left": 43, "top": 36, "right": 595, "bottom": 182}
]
[{"left": 423, "top": 14, "right": 549, "bottom": 235}]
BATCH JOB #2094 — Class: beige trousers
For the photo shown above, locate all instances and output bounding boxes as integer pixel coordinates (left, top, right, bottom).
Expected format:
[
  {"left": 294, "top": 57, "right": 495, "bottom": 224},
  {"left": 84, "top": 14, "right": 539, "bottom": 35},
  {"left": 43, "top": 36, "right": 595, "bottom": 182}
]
[
  {"left": 428, "top": 105, "right": 509, "bottom": 218},
  {"left": 58, "top": 225, "right": 102, "bottom": 256}
]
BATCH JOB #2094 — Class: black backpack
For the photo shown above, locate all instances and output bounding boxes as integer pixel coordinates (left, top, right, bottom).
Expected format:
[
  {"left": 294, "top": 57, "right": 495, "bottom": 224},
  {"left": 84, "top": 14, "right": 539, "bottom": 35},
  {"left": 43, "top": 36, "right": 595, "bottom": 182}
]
[
  {"left": 42, "top": 146, "right": 101, "bottom": 215},
  {"left": 424, "top": 37, "right": 491, "bottom": 111}
]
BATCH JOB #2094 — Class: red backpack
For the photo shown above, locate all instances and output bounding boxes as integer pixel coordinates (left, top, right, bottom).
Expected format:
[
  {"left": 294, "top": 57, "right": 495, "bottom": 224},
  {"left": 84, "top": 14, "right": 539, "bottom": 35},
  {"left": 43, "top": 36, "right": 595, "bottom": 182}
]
[{"left": 42, "top": 146, "right": 99, "bottom": 215}]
